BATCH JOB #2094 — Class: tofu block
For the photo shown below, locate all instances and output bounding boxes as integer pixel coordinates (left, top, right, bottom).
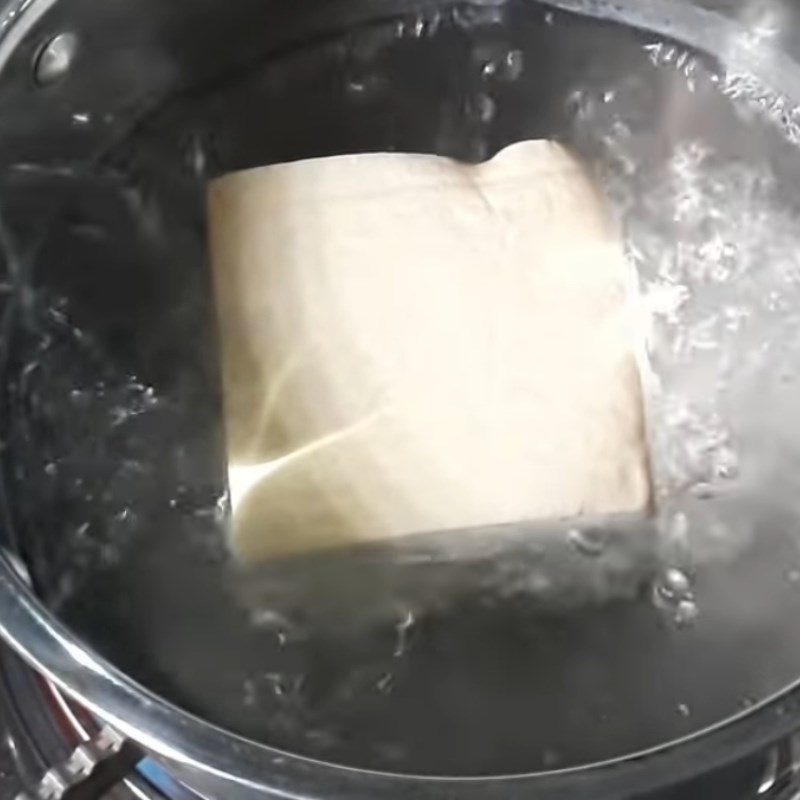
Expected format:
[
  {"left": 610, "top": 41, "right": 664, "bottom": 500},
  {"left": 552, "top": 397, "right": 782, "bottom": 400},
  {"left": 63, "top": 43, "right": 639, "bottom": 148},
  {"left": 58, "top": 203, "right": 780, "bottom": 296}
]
[{"left": 207, "top": 140, "right": 650, "bottom": 562}]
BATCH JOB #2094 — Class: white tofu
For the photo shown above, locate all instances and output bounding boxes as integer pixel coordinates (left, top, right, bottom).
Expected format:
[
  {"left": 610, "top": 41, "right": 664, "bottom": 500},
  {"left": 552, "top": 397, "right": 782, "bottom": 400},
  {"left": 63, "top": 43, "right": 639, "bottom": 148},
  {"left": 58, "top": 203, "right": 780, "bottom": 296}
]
[{"left": 208, "top": 140, "right": 650, "bottom": 562}]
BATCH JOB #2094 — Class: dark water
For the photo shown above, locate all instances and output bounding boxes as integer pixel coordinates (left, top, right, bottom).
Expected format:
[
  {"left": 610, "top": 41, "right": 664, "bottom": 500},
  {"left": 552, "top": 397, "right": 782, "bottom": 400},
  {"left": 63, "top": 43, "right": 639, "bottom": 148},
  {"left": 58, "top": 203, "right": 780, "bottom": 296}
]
[{"left": 3, "top": 0, "right": 800, "bottom": 778}]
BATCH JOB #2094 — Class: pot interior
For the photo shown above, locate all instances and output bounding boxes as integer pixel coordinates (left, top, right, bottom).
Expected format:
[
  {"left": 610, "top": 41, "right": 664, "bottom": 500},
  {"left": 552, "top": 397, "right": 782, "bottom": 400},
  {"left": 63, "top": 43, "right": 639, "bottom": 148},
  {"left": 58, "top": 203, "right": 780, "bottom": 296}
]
[{"left": 1, "top": 0, "right": 800, "bottom": 778}]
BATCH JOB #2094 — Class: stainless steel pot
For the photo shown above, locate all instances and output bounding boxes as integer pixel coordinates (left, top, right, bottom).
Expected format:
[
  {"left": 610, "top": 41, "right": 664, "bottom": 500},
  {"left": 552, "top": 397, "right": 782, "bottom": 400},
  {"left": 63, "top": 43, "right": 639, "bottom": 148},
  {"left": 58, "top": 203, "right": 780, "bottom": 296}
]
[{"left": 1, "top": 0, "right": 800, "bottom": 797}]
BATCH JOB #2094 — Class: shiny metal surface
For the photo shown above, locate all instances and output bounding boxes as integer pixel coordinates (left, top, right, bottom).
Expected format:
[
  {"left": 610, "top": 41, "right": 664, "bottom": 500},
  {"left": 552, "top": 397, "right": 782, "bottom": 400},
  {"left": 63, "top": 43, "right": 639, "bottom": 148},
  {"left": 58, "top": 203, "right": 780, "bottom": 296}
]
[{"left": 0, "top": 0, "right": 800, "bottom": 797}]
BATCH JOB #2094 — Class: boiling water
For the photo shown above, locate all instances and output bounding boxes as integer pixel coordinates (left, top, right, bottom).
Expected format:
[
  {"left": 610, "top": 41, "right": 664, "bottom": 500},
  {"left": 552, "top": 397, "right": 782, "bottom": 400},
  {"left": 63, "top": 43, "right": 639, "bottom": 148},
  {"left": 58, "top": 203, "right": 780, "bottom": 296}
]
[{"left": 4, "top": 0, "right": 800, "bottom": 776}]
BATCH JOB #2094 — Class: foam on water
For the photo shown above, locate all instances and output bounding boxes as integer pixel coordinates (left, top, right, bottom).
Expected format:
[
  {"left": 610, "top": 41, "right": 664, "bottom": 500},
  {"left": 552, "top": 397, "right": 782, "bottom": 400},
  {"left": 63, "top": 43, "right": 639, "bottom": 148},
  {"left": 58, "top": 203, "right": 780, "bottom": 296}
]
[{"left": 567, "top": 33, "right": 800, "bottom": 586}]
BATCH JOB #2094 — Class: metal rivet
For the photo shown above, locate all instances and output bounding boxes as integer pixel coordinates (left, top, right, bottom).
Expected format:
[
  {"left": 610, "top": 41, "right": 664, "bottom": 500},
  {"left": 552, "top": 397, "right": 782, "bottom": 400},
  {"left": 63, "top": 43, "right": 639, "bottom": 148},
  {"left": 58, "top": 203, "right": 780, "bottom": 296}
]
[{"left": 33, "top": 31, "right": 78, "bottom": 86}]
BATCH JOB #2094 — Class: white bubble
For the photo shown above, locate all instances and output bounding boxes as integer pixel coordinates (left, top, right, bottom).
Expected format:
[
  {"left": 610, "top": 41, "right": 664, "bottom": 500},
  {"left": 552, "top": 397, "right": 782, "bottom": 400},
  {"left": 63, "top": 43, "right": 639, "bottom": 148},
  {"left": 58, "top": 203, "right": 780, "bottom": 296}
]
[
  {"left": 674, "top": 599, "right": 699, "bottom": 628},
  {"left": 662, "top": 567, "right": 692, "bottom": 598}
]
